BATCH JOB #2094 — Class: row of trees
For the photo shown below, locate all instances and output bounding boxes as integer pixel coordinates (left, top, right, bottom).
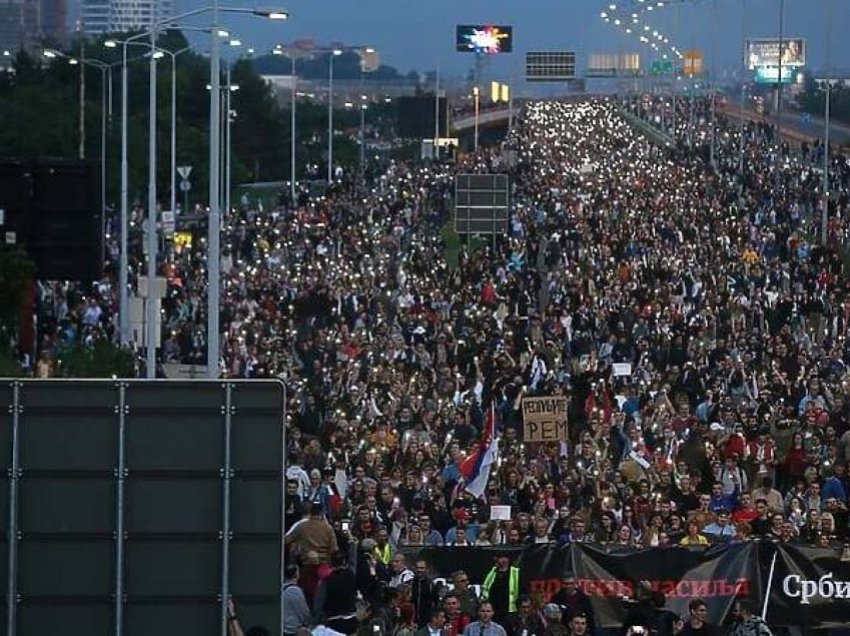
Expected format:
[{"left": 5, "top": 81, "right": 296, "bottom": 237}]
[{"left": 0, "top": 30, "right": 391, "bottom": 207}]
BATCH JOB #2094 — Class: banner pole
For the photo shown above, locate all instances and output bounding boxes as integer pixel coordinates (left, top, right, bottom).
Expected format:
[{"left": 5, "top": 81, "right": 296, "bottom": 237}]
[{"left": 761, "top": 548, "right": 778, "bottom": 620}]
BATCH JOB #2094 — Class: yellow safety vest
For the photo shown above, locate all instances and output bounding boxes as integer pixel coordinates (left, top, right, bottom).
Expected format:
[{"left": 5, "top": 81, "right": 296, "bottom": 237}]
[{"left": 482, "top": 566, "right": 520, "bottom": 613}]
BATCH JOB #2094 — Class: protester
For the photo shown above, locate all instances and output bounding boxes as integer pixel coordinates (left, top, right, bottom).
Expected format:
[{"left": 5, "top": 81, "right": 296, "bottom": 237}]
[
  {"left": 463, "top": 602, "right": 508, "bottom": 636},
  {"left": 678, "top": 598, "right": 718, "bottom": 636},
  {"left": 283, "top": 564, "right": 312, "bottom": 636}
]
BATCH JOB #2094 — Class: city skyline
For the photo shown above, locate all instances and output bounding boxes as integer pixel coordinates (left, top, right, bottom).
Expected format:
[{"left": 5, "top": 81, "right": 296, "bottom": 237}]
[{"left": 169, "top": 0, "right": 848, "bottom": 79}]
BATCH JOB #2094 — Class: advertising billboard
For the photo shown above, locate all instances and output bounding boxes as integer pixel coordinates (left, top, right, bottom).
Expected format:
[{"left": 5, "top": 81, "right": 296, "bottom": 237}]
[
  {"left": 586, "top": 53, "right": 640, "bottom": 77},
  {"left": 747, "top": 38, "right": 805, "bottom": 69},
  {"left": 683, "top": 50, "right": 704, "bottom": 76},
  {"left": 456, "top": 25, "right": 513, "bottom": 54},
  {"left": 525, "top": 51, "right": 576, "bottom": 81}
]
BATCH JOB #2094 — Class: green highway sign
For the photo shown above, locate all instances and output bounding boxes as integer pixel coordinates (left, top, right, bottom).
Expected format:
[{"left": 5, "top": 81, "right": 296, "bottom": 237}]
[{"left": 650, "top": 60, "right": 674, "bottom": 75}]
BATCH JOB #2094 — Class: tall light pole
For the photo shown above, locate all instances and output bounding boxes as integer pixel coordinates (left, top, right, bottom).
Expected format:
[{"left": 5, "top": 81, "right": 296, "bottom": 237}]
[
  {"left": 154, "top": 46, "right": 192, "bottom": 216},
  {"left": 210, "top": 11, "right": 290, "bottom": 380},
  {"left": 822, "top": 0, "right": 832, "bottom": 245},
  {"left": 327, "top": 47, "right": 342, "bottom": 183},
  {"left": 291, "top": 54, "right": 297, "bottom": 202},
  {"left": 272, "top": 44, "right": 304, "bottom": 204},
  {"left": 78, "top": 21, "right": 85, "bottom": 160},
  {"left": 473, "top": 85, "right": 480, "bottom": 151},
  {"left": 224, "top": 63, "right": 240, "bottom": 218},
  {"left": 105, "top": 30, "right": 153, "bottom": 346},
  {"left": 359, "top": 94, "right": 367, "bottom": 179},
  {"left": 145, "top": 4, "right": 160, "bottom": 378},
  {"left": 776, "top": 0, "right": 785, "bottom": 120},
  {"left": 709, "top": 0, "right": 717, "bottom": 170},
  {"left": 739, "top": 0, "right": 748, "bottom": 174}
]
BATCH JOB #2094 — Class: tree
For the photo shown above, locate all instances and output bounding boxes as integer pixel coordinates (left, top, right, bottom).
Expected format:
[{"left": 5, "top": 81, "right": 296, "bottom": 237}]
[
  {"left": 56, "top": 339, "right": 136, "bottom": 378},
  {"left": 0, "top": 247, "right": 36, "bottom": 375}
]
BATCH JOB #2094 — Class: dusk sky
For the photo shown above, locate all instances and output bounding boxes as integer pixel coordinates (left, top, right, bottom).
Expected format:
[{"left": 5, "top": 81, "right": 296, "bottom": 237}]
[{"left": 183, "top": 0, "right": 848, "bottom": 80}]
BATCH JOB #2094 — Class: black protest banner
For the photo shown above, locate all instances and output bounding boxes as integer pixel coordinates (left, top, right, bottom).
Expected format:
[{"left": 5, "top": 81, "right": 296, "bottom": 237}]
[
  {"left": 764, "top": 542, "right": 850, "bottom": 629},
  {"left": 410, "top": 544, "right": 754, "bottom": 628},
  {"left": 521, "top": 543, "right": 755, "bottom": 628},
  {"left": 408, "top": 542, "right": 850, "bottom": 629}
]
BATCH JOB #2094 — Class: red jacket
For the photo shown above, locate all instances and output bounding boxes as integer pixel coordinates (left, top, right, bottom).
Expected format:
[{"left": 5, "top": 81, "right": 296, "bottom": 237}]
[{"left": 745, "top": 439, "right": 776, "bottom": 465}]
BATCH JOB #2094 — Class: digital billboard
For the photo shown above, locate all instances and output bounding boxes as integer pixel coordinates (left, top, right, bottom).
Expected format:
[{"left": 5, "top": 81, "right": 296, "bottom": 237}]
[
  {"left": 746, "top": 38, "right": 805, "bottom": 70},
  {"left": 456, "top": 25, "right": 513, "bottom": 54}
]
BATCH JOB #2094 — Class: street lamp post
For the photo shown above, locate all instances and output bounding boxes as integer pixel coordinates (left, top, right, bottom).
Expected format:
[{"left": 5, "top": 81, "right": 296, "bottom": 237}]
[
  {"left": 105, "top": 30, "right": 152, "bottom": 346},
  {"left": 709, "top": 0, "right": 717, "bottom": 170},
  {"left": 327, "top": 47, "right": 342, "bottom": 183},
  {"left": 145, "top": 8, "right": 159, "bottom": 379},
  {"left": 272, "top": 45, "right": 303, "bottom": 204},
  {"left": 473, "top": 85, "right": 480, "bottom": 151},
  {"left": 776, "top": 0, "right": 785, "bottom": 119},
  {"left": 360, "top": 94, "right": 367, "bottom": 179},
  {"left": 822, "top": 0, "right": 832, "bottom": 245},
  {"left": 154, "top": 47, "right": 192, "bottom": 216},
  {"left": 739, "top": 0, "right": 748, "bottom": 175},
  {"left": 224, "top": 65, "right": 240, "bottom": 217},
  {"left": 291, "top": 54, "right": 297, "bottom": 202}
]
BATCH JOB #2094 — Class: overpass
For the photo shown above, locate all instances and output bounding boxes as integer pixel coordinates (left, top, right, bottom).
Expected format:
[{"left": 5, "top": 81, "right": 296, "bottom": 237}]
[
  {"left": 450, "top": 99, "right": 850, "bottom": 151},
  {"left": 451, "top": 106, "right": 511, "bottom": 133}
]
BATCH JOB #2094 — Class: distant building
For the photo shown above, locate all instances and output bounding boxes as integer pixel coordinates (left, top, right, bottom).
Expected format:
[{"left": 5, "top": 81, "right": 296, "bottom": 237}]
[
  {"left": 0, "top": 0, "right": 67, "bottom": 55},
  {"left": 82, "top": 0, "right": 174, "bottom": 35}
]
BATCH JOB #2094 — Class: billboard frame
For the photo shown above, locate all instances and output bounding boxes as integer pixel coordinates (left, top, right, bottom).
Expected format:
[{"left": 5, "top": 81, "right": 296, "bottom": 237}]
[
  {"left": 0, "top": 379, "right": 285, "bottom": 636},
  {"left": 454, "top": 173, "right": 510, "bottom": 239},
  {"left": 746, "top": 38, "right": 806, "bottom": 70},
  {"left": 525, "top": 51, "right": 576, "bottom": 82}
]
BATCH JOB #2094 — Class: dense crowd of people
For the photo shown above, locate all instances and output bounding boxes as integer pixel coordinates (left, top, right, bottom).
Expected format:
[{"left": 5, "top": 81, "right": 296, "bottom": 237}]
[
  {"left": 23, "top": 90, "right": 850, "bottom": 635},
  {"left": 277, "top": 94, "right": 850, "bottom": 636}
]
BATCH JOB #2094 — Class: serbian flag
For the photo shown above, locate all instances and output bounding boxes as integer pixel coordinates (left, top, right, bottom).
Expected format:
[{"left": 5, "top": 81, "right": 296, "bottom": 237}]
[{"left": 459, "top": 404, "right": 498, "bottom": 498}]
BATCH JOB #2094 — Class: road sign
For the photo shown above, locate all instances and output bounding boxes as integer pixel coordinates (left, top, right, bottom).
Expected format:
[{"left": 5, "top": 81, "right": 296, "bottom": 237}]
[
  {"left": 180, "top": 180, "right": 191, "bottom": 192},
  {"left": 650, "top": 60, "right": 674, "bottom": 75},
  {"left": 162, "top": 210, "right": 175, "bottom": 236},
  {"left": 176, "top": 165, "right": 192, "bottom": 180}
]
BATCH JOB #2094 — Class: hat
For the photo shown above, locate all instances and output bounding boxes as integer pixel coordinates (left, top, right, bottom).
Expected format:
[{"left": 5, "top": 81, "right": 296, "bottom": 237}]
[
  {"left": 361, "top": 538, "right": 377, "bottom": 551},
  {"left": 543, "top": 604, "right": 562, "bottom": 620},
  {"left": 709, "top": 422, "right": 725, "bottom": 433}
]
